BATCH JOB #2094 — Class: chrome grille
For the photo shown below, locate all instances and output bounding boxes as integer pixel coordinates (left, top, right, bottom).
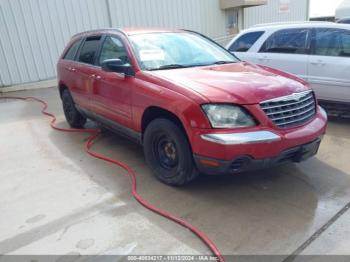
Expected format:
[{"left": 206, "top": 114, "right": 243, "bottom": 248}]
[{"left": 260, "top": 91, "right": 316, "bottom": 128}]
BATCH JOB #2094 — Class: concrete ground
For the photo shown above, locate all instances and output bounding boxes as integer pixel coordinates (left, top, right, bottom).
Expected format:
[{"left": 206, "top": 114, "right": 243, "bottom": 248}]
[{"left": 1, "top": 87, "right": 350, "bottom": 260}]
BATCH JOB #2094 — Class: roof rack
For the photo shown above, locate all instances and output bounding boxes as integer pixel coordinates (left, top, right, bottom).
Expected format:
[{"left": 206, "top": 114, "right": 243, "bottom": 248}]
[
  {"left": 72, "top": 28, "right": 125, "bottom": 38},
  {"left": 252, "top": 21, "right": 334, "bottom": 28}
]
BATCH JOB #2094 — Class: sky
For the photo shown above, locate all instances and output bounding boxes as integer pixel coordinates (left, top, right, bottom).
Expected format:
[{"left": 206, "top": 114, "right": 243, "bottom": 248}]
[{"left": 309, "top": 0, "right": 344, "bottom": 17}]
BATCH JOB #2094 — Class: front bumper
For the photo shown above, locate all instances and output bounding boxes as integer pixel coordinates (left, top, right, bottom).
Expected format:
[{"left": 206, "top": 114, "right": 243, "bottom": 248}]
[
  {"left": 200, "top": 130, "right": 281, "bottom": 145},
  {"left": 194, "top": 138, "right": 321, "bottom": 175},
  {"left": 192, "top": 106, "right": 327, "bottom": 175}
]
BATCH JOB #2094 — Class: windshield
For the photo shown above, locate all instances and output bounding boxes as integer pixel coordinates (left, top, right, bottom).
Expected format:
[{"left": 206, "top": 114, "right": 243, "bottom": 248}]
[{"left": 129, "top": 32, "right": 238, "bottom": 70}]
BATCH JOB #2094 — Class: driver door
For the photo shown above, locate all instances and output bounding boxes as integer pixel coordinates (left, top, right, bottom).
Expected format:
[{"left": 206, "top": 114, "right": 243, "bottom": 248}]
[
  {"left": 256, "top": 28, "right": 311, "bottom": 82},
  {"left": 91, "top": 35, "right": 134, "bottom": 129}
]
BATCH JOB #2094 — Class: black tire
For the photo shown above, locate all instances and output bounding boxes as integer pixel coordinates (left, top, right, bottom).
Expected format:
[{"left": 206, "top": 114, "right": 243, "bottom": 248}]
[
  {"left": 143, "top": 118, "right": 199, "bottom": 186},
  {"left": 61, "top": 89, "right": 86, "bottom": 128}
]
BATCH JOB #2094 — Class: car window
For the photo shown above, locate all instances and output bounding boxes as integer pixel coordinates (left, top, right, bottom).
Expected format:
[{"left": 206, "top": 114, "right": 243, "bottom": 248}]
[
  {"left": 260, "top": 28, "right": 310, "bottom": 54},
  {"left": 337, "top": 18, "right": 350, "bottom": 24},
  {"left": 228, "top": 31, "right": 264, "bottom": 52},
  {"left": 130, "top": 32, "right": 237, "bottom": 71},
  {"left": 63, "top": 39, "right": 82, "bottom": 60},
  {"left": 343, "top": 32, "right": 350, "bottom": 56},
  {"left": 78, "top": 36, "right": 102, "bottom": 65},
  {"left": 98, "top": 36, "right": 130, "bottom": 65},
  {"left": 313, "top": 28, "right": 350, "bottom": 57}
]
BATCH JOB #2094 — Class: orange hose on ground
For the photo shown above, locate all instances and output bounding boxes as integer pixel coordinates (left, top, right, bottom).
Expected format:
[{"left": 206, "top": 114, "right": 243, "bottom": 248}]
[{"left": 0, "top": 96, "right": 225, "bottom": 262}]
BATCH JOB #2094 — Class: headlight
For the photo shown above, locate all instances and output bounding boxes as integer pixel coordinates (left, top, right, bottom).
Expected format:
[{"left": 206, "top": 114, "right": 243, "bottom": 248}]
[{"left": 202, "top": 104, "right": 256, "bottom": 128}]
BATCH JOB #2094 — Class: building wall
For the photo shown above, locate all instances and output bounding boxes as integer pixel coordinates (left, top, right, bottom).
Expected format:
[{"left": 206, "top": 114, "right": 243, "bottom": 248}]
[
  {"left": 336, "top": 0, "right": 350, "bottom": 19},
  {"left": 244, "top": 0, "right": 309, "bottom": 28},
  {"left": 108, "top": 0, "right": 227, "bottom": 41},
  {"left": 0, "top": 0, "right": 110, "bottom": 87},
  {"left": 0, "top": 0, "right": 227, "bottom": 87},
  {"left": 0, "top": 0, "right": 308, "bottom": 87}
]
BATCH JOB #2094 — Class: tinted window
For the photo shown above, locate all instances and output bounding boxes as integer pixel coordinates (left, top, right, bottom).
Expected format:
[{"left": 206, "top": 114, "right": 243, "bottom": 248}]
[
  {"left": 260, "top": 28, "right": 310, "bottom": 54},
  {"left": 98, "top": 36, "right": 130, "bottom": 65},
  {"left": 78, "top": 36, "right": 102, "bottom": 64},
  {"left": 63, "top": 39, "right": 82, "bottom": 60},
  {"left": 314, "top": 28, "right": 350, "bottom": 57},
  {"left": 337, "top": 18, "right": 350, "bottom": 24},
  {"left": 229, "top": 31, "right": 264, "bottom": 52}
]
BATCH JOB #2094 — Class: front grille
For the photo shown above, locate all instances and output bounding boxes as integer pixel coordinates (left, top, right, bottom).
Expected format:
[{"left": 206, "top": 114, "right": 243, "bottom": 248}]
[{"left": 260, "top": 91, "right": 316, "bottom": 128}]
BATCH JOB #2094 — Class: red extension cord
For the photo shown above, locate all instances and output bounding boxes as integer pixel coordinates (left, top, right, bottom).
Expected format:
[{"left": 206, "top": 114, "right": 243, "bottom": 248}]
[{"left": 0, "top": 96, "right": 225, "bottom": 262}]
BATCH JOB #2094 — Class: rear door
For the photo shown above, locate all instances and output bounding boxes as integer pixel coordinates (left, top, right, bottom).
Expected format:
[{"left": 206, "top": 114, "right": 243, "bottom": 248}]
[
  {"left": 74, "top": 35, "right": 103, "bottom": 110},
  {"left": 257, "top": 28, "right": 311, "bottom": 81},
  {"left": 90, "top": 34, "right": 134, "bottom": 129},
  {"left": 308, "top": 28, "right": 350, "bottom": 103},
  {"left": 59, "top": 38, "right": 83, "bottom": 100}
]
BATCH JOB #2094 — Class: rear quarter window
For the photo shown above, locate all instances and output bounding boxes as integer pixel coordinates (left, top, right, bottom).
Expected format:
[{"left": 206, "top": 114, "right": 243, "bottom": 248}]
[
  {"left": 63, "top": 39, "right": 82, "bottom": 60},
  {"left": 228, "top": 31, "right": 264, "bottom": 52}
]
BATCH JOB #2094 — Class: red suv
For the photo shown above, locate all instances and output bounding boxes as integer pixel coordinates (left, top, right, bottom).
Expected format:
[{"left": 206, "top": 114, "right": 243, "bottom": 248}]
[{"left": 57, "top": 28, "right": 327, "bottom": 186}]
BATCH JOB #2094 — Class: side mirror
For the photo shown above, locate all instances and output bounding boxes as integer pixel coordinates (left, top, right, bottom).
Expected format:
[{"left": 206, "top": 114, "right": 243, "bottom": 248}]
[{"left": 101, "top": 59, "right": 135, "bottom": 76}]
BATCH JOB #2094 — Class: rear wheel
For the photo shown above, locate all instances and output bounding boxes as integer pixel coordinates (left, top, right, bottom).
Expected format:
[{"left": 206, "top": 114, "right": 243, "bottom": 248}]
[
  {"left": 143, "top": 119, "right": 198, "bottom": 186},
  {"left": 62, "top": 89, "right": 86, "bottom": 128}
]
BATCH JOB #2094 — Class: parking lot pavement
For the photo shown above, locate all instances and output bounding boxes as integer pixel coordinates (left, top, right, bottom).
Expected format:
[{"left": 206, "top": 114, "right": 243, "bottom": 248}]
[{"left": 1, "top": 87, "right": 350, "bottom": 258}]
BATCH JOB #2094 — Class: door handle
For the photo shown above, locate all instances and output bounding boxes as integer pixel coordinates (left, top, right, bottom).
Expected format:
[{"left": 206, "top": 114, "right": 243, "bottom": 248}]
[
  {"left": 89, "top": 74, "right": 102, "bottom": 80},
  {"left": 258, "top": 56, "right": 270, "bottom": 61},
  {"left": 311, "top": 60, "right": 325, "bottom": 66},
  {"left": 65, "top": 67, "right": 77, "bottom": 72}
]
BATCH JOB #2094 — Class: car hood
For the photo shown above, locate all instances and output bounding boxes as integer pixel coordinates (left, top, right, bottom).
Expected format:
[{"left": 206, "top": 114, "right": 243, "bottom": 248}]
[{"left": 150, "top": 62, "right": 309, "bottom": 104}]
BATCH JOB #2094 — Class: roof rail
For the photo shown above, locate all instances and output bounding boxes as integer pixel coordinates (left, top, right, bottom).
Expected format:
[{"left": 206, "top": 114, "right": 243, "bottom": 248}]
[
  {"left": 252, "top": 21, "right": 334, "bottom": 28},
  {"left": 72, "top": 28, "right": 126, "bottom": 38}
]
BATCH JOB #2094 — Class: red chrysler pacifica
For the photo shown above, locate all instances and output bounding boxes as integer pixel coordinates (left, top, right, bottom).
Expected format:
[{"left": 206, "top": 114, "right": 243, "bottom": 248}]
[{"left": 57, "top": 28, "right": 327, "bottom": 186}]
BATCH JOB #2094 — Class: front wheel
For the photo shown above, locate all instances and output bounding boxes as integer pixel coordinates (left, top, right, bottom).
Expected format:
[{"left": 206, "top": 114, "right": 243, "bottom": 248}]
[{"left": 143, "top": 119, "right": 198, "bottom": 186}]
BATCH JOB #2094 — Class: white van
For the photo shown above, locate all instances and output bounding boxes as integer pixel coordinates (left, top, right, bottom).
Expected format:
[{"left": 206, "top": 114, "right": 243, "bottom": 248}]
[{"left": 226, "top": 22, "right": 350, "bottom": 108}]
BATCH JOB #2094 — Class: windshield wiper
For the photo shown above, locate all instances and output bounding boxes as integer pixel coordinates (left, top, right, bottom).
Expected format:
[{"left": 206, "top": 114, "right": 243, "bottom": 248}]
[
  {"left": 149, "top": 61, "right": 236, "bottom": 71},
  {"left": 210, "top": 61, "right": 236, "bottom": 65},
  {"left": 149, "top": 64, "right": 188, "bottom": 71}
]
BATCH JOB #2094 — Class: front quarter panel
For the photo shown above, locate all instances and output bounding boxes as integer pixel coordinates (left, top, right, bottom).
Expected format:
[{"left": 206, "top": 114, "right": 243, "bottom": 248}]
[{"left": 131, "top": 72, "right": 212, "bottom": 140}]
